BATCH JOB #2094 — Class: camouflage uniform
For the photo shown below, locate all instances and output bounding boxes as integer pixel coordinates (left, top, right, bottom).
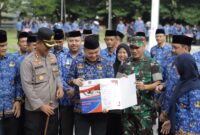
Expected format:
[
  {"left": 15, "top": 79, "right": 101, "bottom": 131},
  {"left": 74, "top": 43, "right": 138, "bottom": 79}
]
[{"left": 118, "top": 53, "right": 162, "bottom": 135}]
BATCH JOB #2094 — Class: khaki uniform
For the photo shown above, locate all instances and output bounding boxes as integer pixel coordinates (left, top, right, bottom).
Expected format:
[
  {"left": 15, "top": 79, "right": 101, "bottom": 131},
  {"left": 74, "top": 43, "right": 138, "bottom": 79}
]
[{"left": 20, "top": 51, "right": 62, "bottom": 111}]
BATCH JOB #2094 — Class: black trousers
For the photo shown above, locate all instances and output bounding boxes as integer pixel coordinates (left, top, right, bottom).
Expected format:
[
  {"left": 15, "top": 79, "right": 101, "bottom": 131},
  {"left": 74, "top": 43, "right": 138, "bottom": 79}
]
[
  {"left": 106, "top": 113, "right": 123, "bottom": 135},
  {"left": 59, "top": 105, "right": 74, "bottom": 135},
  {"left": 1, "top": 116, "right": 20, "bottom": 135},
  {"left": 24, "top": 109, "right": 58, "bottom": 135},
  {"left": 75, "top": 113, "right": 108, "bottom": 135}
]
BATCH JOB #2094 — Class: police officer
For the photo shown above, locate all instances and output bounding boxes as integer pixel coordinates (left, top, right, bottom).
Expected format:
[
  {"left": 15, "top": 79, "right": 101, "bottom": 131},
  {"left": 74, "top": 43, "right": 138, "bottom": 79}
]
[
  {"left": 52, "top": 29, "right": 74, "bottom": 135},
  {"left": 67, "top": 35, "right": 114, "bottom": 135},
  {"left": 101, "top": 30, "right": 117, "bottom": 64},
  {"left": 0, "top": 30, "right": 22, "bottom": 135},
  {"left": 20, "top": 27, "right": 64, "bottom": 135},
  {"left": 117, "top": 36, "right": 163, "bottom": 135}
]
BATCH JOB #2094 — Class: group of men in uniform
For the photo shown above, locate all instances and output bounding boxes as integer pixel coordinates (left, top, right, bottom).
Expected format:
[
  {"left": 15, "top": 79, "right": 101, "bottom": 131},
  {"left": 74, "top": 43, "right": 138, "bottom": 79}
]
[{"left": 0, "top": 25, "right": 200, "bottom": 135}]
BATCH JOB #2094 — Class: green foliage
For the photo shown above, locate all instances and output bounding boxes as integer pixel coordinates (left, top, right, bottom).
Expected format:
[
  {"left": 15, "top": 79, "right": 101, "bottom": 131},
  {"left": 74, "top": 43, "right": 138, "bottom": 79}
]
[{"left": 32, "top": 0, "right": 58, "bottom": 17}]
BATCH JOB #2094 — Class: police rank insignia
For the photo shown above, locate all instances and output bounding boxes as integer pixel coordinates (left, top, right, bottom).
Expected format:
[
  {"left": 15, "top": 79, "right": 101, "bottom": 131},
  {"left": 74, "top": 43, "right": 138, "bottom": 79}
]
[
  {"left": 9, "top": 61, "right": 15, "bottom": 67},
  {"left": 97, "top": 64, "right": 103, "bottom": 70},
  {"left": 77, "top": 63, "right": 84, "bottom": 69},
  {"left": 39, "top": 75, "right": 44, "bottom": 80}
]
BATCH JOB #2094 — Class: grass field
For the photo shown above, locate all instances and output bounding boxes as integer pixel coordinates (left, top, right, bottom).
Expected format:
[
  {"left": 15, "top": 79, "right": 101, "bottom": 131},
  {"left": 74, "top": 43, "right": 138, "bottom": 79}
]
[{"left": 2, "top": 28, "right": 107, "bottom": 53}]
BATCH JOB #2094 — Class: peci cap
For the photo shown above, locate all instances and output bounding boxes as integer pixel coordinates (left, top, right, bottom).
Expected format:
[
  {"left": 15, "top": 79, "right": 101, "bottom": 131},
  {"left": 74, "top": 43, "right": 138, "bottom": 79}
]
[
  {"left": 54, "top": 29, "right": 64, "bottom": 40},
  {"left": 0, "top": 30, "right": 7, "bottom": 43},
  {"left": 84, "top": 35, "right": 99, "bottom": 49},
  {"left": 172, "top": 35, "right": 193, "bottom": 46}
]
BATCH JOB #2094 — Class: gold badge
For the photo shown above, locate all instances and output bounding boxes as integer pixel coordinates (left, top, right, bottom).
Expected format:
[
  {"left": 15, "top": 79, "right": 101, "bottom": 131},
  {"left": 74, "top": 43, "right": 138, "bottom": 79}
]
[
  {"left": 97, "top": 64, "right": 103, "bottom": 70},
  {"left": 77, "top": 63, "right": 84, "bottom": 69},
  {"left": 195, "top": 101, "right": 200, "bottom": 108},
  {"left": 179, "top": 103, "right": 186, "bottom": 109},
  {"left": 34, "top": 59, "right": 41, "bottom": 65},
  {"left": 9, "top": 61, "right": 15, "bottom": 67},
  {"left": 39, "top": 75, "right": 44, "bottom": 81}
]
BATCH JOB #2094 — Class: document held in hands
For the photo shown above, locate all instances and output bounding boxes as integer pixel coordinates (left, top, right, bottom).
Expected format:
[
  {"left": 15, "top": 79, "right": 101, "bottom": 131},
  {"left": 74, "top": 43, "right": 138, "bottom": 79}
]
[{"left": 79, "top": 74, "right": 137, "bottom": 113}]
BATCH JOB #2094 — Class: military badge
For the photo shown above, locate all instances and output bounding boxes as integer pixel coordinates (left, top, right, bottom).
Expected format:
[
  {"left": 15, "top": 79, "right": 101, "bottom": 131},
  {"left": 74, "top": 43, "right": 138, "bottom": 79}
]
[
  {"left": 77, "top": 63, "right": 84, "bottom": 69},
  {"left": 9, "top": 61, "right": 15, "bottom": 67},
  {"left": 97, "top": 64, "right": 103, "bottom": 70},
  {"left": 39, "top": 75, "right": 44, "bottom": 81}
]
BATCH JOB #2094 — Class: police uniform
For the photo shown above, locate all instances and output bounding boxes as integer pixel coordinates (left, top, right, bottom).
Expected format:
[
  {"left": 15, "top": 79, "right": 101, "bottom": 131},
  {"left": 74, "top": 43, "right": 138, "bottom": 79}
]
[
  {"left": 20, "top": 28, "right": 62, "bottom": 135},
  {"left": 117, "top": 36, "right": 162, "bottom": 135},
  {"left": 67, "top": 35, "right": 114, "bottom": 135},
  {"left": 0, "top": 30, "right": 22, "bottom": 135}
]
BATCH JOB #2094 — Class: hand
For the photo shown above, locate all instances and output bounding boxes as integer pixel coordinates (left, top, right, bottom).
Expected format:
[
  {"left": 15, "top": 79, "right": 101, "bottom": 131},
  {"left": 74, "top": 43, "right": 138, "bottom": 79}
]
[
  {"left": 40, "top": 104, "right": 54, "bottom": 116},
  {"left": 161, "top": 120, "right": 171, "bottom": 135},
  {"left": 160, "top": 112, "right": 168, "bottom": 122},
  {"left": 67, "top": 88, "right": 75, "bottom": 98},
  {"left": 13, "top": 101, "right": 21, "bottom": 118},
  {"left": 155, "top": 84, "right": 164, "bottom": 94},
  {"left": 102, "top": 109, "right": 109, "bottom": 113},
  {"left": 136, "top": 81, "right": 145, "bottom": 90},
  {"left": 73, "top": 78, "right": 84, "bottom": 86},
  {"left": 56, "top": 87, "right": 64, "bottom": 99},
  {"left": 116, "top": 73, "right": 128, "bottom": 78}
]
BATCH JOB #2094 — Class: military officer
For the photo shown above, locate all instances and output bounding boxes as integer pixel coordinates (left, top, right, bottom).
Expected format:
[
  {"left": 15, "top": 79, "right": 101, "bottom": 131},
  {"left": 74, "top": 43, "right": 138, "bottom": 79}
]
[
  {"left": 20, "top": 27, "right": 64, "bottom": 135},
  {"left": 117, "top": 36, "right": 163, "bottom": 135}
]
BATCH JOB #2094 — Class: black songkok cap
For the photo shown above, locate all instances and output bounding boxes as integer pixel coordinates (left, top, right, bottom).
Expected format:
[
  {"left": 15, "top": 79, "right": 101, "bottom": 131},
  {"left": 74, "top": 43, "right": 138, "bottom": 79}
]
[
  {"left": 84, "top": 35, "right": 99, "bottom": 49},
  {"left": 38, "top": 27, "right": 56, "bottom": 47},
  {"left": 68, "top": 31, "right": 81, "bottom": 37},
  {"left": 105, "top": 30, "right": 117, "bottom": 36},
  {"left": 0, "top": 30, "right": 7, "bottom": 43},
  {"left": 172, "top": 35, "right": 193, "bottom": 46},
  {"left": 54, "top": 29, "right": 64, "bottom": 40},
  {"left": 27, "top": 34, "right": 37, "bottom": 43},
  {"left": 116, "top": 31, "right": 124, "bottom": 39},
  {"left": 136, "top": 32, "right": 146, "bottom": 37},
  {"left": 155, "top": 29, "right": 165, "bottom": 35},
  {"left": 18, "top": 32, "right": 29, "bottom": 39},
  {"left": 83, "top": 29, "right": 92, "bottom": 35}
]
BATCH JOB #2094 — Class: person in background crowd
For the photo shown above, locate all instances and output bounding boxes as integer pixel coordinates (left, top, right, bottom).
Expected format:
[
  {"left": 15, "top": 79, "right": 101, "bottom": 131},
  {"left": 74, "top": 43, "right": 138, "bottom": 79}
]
[
  {"left": 115, "top": 31, "right": 124, "bottom": 48},
  {"left": 101, "top": 30, "right": 117, "bottom": 64}
]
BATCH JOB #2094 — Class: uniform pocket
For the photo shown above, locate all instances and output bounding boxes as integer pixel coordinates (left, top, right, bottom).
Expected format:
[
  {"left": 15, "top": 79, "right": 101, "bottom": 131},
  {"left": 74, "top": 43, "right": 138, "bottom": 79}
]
[{"left": 35, "top": 68, "right": 48, "bottom": 83}]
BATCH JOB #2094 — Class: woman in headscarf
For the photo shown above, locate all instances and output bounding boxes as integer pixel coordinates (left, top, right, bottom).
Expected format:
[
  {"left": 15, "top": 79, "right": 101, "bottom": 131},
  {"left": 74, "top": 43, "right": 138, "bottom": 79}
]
[
  {"left": 107, "top": 43, "right": 131, "bottom": 135},
  {"left": 161, "top": 53, "right": 200, "bottom": 135}
]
